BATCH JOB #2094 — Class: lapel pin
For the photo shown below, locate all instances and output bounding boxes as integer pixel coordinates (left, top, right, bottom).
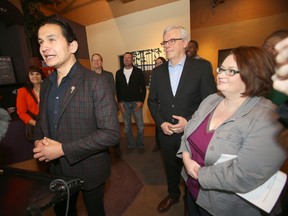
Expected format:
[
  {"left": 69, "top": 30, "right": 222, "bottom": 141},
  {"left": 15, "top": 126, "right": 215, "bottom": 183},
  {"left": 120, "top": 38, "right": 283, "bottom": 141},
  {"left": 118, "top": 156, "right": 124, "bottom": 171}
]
[{"left": 71, "top": 86, "right": 75, "bottom": 93}]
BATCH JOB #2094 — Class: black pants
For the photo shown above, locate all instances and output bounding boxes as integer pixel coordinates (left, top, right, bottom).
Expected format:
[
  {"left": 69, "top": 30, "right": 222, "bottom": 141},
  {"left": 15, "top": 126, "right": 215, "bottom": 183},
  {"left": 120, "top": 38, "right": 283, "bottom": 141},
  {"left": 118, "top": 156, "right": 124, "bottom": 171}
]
[
  {"left": 54, "top": 183, "right": 105, "bottom": 216},
  {"left": 185, "top": 187, "right": 212, "bottom": 216},
  {"left": 159, "top": 132, "right": 183, "bottom": 200}
]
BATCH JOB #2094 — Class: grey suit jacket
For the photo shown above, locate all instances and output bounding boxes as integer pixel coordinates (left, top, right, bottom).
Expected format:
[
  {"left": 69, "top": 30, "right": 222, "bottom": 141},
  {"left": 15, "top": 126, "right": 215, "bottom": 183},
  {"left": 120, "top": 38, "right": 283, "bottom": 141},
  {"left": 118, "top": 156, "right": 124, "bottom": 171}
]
[
  {"left": 177, "top": 93, "right": 286, "bottom": 216},
  {"left": 148, "top": 57, "right": 217, "bottom": 129},
  {"left": 101, "top": 70, "right": 115, "bottom": 96},
  {"left": 35, "top": 62, "right": 120, "bottom": 190}
]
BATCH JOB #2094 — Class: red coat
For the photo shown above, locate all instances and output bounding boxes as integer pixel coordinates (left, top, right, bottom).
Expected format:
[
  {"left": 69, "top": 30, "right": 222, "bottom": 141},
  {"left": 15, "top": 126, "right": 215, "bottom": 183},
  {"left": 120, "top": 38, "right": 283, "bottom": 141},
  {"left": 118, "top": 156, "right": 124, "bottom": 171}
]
[{"left": 16, "top": 87, "right": 39, "bottom": 124}]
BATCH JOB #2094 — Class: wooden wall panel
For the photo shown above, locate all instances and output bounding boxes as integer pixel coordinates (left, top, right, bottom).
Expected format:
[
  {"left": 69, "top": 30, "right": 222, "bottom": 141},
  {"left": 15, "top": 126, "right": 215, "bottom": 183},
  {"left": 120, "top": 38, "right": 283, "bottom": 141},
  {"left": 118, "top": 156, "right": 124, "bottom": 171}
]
[
  {"left": 78, "top": 59, "right": 91, "bottom": 70},
  {"left": 191, "top": 0, "right": 288, "bottom": 29},
  {"left": 190, "top": 13, "right": 288, "bottom": 76}
]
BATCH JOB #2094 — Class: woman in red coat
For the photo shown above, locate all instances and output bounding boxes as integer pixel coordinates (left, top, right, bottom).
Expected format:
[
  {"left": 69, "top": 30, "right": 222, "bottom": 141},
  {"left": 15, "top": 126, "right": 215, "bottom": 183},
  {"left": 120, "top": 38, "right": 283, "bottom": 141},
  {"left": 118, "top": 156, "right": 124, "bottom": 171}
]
[{"left": 16, "top": 65, "right": 44, "bottom": 140}]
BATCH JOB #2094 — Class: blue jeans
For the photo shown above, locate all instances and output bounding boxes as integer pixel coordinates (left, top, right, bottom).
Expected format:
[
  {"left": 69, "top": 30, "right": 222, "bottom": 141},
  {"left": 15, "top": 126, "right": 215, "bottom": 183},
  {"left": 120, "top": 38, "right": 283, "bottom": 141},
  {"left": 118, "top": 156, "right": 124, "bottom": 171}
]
[{"left": 122, "top": 101, "right": 144, "bottom": 148}]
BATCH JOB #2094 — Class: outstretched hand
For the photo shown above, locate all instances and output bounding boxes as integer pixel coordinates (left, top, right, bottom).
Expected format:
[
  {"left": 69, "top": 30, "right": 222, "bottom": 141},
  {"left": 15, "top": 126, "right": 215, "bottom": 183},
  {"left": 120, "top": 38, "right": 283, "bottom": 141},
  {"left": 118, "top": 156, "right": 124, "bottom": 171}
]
[{"left": 272, "top": 37, "right": 288, "bottom": 95}]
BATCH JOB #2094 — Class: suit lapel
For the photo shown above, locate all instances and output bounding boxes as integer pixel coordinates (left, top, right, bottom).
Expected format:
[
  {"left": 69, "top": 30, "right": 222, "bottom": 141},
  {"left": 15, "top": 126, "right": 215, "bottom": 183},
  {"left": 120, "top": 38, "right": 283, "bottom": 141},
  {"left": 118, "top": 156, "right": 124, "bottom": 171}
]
[
  {"left": 41, "top": 80, "right": 52, "bottom": 135},
  {"left": 163, "top": 65, "right": 174, "bottom": 97},
  {"left": 58, "top": 68, "right": 84, "bottom": 122},
  {"left": 174, "top": 59, "right": 189, "bottom": 97}
]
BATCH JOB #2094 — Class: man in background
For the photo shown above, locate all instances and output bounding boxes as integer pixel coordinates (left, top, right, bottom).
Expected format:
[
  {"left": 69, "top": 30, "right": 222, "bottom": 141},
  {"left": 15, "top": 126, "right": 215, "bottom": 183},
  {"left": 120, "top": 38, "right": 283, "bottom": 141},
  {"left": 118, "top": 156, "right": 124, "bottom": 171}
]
[
  {"left": 115, "top": 52, "right": 146, "bottom": 154},
  {"left": 148, "top": 26, "right": 216, "bottom": 213},
  {"left": 91, "top": 53, "right": 121, "bottom": 157},
  {"left": 186, "top": 40, "right": 203, "bottom": 60},
  {"left": 91, "top": 53, "right": 115, "bottom": 95}
]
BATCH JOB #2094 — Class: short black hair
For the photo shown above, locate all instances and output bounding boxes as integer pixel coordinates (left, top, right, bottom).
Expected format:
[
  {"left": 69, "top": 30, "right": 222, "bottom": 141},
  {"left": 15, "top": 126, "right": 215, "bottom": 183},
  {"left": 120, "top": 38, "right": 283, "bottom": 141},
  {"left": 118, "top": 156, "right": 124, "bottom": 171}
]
[
  {"left": 123, "top": 52, "right": 133, "bottom": 58},
  {"left": 189, "top": 40, "right": 199, "bottom": 48},
  {"left": 39, "top": 18, "right": 77, "bottom": 43},
  {"left": 156, "top": 57, "right": 166, "bottom": 63}
]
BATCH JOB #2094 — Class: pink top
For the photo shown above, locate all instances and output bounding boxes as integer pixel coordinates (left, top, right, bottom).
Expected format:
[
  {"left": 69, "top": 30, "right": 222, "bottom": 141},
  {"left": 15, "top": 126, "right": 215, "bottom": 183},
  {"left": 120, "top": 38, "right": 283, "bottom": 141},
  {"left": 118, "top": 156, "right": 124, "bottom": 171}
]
[{"left": 187, "top": 113, "right": 214, "bottom": 200}]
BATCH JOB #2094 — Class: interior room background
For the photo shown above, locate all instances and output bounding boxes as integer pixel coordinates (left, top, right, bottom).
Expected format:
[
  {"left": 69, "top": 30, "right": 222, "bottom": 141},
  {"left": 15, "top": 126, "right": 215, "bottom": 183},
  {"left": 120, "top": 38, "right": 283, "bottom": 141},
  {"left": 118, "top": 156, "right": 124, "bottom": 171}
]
[{"left": 2, "top": 0, "right": 288, "bottom": 124}]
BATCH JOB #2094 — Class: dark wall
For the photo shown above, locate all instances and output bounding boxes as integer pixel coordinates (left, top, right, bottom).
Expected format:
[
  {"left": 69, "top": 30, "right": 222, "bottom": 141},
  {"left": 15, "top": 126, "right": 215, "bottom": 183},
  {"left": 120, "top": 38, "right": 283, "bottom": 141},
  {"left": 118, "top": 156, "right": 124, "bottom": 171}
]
[
  {"left": 0, "top": 24, "right": 30, "bottom": 83},
  {"left": 28, "top": 15, "right": 90, "bottom": 61},
  {"left": 0, "top": 2, "right": 90, "bottom": 86},
  {"left": 0, "top": 1, "right": 30, "bottom": 84}
]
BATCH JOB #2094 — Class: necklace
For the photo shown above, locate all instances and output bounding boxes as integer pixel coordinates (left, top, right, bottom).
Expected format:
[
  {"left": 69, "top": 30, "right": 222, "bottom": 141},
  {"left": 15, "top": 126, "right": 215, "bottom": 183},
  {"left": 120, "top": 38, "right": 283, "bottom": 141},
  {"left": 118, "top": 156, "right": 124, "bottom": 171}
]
[
  {"left": 33, "top": 88, "right": 39, "bottom": 95},
  {"left": 33, "top": 88, "right": 40, "bottom": 102}
]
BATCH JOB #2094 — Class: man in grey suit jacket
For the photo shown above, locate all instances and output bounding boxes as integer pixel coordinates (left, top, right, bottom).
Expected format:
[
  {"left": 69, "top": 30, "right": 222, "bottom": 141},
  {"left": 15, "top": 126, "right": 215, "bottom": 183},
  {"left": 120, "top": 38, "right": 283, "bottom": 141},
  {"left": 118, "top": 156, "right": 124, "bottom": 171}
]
[
  {"left": 91, "top": 53, "right": 116, "bottom": 95},
  {"left": 148, "top": 25, "right": 216, "bottom": 213},
  {"left": 91, "top": 53, "right": 121, "bottom": 156},
  {"left": 33, "top": 18, "right": 120, "bottom": 216}
]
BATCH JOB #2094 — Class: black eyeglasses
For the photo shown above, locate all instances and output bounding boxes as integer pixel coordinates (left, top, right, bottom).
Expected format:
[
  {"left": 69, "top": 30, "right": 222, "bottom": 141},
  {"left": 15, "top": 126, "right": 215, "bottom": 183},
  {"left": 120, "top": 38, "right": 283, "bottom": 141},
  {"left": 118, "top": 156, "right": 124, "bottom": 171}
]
[
  {"left": 216, "top": 67, "right": 240, "bottom": 76},
  {"left": 160, "top": 38, "right": 183, "bottom": 46}
]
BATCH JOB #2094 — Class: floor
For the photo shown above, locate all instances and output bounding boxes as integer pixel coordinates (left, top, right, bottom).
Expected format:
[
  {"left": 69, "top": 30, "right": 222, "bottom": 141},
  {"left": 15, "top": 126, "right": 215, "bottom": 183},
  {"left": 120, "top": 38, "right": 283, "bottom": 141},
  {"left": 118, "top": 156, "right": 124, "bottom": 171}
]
[
  {"left": 9, "top": 124, "right": 288, "bottom": 216},
  {"left": 9, "top": 125, "right": 185, "bottom": 216}
]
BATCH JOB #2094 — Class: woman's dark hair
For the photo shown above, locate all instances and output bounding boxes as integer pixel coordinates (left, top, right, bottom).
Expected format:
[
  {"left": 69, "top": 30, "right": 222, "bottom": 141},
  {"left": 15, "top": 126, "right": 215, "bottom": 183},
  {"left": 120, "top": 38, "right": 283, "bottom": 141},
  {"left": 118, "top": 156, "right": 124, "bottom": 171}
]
[
  {"left": 156, "top": 57, "right": 166, "bottom": 64},
  {"left": 25, "top": 65, "right": 44, "bottom": 104},
  {"left": 26, "top": 65, "right": 44, "bottom": 88},
  {"left": 230, "top": 46, "right": 275, "bottom": 97},
  {"left": 39, "top": 18, "right": 77, "bottom": 43}
]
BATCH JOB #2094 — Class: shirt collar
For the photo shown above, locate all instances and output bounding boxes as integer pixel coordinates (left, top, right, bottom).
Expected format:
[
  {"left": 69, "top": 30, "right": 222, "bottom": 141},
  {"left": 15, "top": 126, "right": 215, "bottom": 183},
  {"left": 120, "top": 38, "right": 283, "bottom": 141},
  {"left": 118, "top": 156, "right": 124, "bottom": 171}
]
[
  {"left": 168, "top": 55, "right": 186, "bottom": 67},
  {"left": 49, "top": 61, "right": 78, "bottom": 83}
]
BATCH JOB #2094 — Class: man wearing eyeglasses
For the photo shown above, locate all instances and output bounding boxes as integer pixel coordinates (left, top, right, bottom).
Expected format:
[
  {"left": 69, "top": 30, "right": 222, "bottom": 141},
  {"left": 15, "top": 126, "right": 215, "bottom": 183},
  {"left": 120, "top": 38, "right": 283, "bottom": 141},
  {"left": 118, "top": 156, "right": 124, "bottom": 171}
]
[{"left": 148, "top": 25, "right": 216, "bottom": 213}]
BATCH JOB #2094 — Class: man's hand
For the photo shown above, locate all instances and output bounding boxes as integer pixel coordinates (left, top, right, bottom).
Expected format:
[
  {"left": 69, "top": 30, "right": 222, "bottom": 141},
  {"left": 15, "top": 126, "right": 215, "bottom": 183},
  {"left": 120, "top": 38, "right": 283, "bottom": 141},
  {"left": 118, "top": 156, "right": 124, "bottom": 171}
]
[
  {"left": 168, "top": 115, "right": 188, "bottom": 134},
  {"left": 272, "top": 37, "right": 288, "bottom": 95},
  {"left": 161, "top": 122, "right": 174, "bottom": 135},
  {"left": 119, "top": 102, "right": 125, "bottom": 113},
  {"left": 135, "top": 102, "right": 143, "bottom": 112},
  {"left": 33, "top": 137, "right": 64, "bottom": 162}
]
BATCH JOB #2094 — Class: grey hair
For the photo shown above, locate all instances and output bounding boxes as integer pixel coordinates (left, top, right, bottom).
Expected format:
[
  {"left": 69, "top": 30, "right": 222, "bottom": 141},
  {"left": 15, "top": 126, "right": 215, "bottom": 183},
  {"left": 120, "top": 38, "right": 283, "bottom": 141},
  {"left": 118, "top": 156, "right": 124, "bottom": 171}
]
[{"left": 163, "top": 25, "right": 190, "bottom": 42}]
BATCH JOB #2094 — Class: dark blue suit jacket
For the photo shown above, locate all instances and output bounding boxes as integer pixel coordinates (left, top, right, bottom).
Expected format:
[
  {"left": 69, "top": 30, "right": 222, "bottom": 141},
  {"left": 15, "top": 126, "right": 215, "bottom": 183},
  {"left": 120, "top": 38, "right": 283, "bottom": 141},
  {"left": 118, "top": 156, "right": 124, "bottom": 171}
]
[{"left": 148, "top": 57, "right": 217, "bottom": 128}]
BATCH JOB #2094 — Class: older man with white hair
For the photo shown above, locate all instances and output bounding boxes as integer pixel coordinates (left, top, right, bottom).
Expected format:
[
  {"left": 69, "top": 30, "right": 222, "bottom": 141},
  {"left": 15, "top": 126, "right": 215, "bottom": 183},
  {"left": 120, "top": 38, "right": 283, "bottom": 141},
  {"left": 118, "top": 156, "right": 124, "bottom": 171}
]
[{"left": 148, "top": 25, "right": 216, "bottom": 213}]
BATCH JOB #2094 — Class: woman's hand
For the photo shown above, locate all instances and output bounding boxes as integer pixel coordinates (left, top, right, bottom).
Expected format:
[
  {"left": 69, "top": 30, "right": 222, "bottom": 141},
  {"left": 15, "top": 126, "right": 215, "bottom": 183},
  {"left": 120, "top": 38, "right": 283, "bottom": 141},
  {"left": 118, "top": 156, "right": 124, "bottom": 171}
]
[
  {"left": 182, "top": 151, "right": 200, "bottom": 180},
  {"left": 28, "top": 119, "right": 36, "bottom": 126}
]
